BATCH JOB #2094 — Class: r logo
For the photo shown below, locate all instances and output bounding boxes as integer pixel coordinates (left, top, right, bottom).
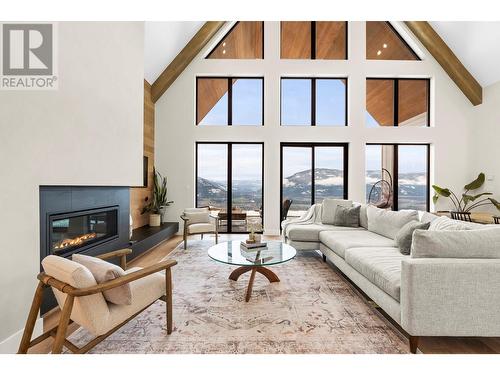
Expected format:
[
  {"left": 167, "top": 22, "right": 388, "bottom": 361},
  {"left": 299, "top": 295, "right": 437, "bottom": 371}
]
[{"left": 2, "top": 24, "right": 53, "bottom": 75}]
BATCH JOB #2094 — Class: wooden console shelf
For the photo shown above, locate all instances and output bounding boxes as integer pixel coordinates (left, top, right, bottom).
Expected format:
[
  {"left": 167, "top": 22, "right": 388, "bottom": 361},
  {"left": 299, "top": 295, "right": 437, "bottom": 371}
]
[{"left": 129, "top": 222, "right": 179, "bottom": 260}]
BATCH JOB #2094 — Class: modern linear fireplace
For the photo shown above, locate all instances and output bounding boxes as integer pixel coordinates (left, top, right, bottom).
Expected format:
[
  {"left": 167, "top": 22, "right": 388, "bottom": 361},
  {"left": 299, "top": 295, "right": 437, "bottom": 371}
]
[
  {"left": 40, "top": 186, "right": 130, "bottom": 314},
  {"left": 49, "top": 206, "right": 119, "bottom": 257}
]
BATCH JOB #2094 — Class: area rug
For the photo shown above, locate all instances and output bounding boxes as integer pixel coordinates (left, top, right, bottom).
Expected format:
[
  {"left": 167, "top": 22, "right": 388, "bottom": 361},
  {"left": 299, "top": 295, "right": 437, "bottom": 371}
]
[{"left": 67, "top": 238, "right": 408, "bottom": 354}]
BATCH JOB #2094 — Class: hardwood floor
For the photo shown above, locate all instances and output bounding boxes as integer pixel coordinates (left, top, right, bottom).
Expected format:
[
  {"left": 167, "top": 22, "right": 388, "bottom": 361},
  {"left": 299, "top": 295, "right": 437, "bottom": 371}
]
[{"left": 29, "top": 233, "right": 500, "bottom": 354}]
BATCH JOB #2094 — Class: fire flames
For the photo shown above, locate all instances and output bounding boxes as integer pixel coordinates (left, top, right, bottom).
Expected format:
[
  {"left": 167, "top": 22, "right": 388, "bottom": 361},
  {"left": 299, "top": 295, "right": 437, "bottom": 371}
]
[{"left": 54, "top": 233, "right": 97, "bottom": 252}]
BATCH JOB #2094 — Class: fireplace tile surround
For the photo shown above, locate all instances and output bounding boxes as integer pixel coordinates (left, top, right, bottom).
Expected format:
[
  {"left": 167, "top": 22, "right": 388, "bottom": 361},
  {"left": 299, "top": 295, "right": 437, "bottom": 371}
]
[{"left": 39, "top": 186, "right": 130, "bottom": 314}]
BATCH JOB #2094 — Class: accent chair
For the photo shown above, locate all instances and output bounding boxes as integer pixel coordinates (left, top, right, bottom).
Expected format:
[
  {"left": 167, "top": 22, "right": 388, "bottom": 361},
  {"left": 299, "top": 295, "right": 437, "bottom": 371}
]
[{"left": 180, "top": 207, "right": 219, "bottom": 249}]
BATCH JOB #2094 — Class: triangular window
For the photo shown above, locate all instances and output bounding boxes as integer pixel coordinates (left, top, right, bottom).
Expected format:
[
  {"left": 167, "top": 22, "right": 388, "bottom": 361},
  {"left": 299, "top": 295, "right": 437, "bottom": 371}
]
[
  {"left": 366, "top": 21, "right": 419, "bottom": 60},
  {"left": 207, "top": 22, "right": 263, "bottom": 59}
]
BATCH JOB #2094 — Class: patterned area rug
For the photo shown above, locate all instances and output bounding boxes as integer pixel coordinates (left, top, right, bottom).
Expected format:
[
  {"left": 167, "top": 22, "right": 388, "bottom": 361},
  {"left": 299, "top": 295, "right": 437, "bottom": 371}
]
[{"left": 68, "top": 238, "right": 408, "bottom": 354}]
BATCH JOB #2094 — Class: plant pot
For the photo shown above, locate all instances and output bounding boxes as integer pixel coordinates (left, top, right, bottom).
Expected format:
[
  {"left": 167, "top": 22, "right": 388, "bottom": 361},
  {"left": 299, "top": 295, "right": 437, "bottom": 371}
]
[{"left": 149, "top": 214, "right": 161, "bottom": 227}]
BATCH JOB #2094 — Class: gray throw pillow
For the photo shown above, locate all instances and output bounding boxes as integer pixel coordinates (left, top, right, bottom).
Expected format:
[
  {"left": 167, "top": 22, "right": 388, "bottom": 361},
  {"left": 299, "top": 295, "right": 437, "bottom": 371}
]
[
  {"left": 333, "top": 205, "right": 360, "bottom": 228},
  {"left": 395, "top": 220, "right": 430, "bottom": 255}
]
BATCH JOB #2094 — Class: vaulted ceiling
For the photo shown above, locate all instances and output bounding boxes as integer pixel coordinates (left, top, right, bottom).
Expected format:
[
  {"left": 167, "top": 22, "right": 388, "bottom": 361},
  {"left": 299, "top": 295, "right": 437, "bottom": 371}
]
[{"left": 144, "top": 21, "right": 500, "bottom": 99}]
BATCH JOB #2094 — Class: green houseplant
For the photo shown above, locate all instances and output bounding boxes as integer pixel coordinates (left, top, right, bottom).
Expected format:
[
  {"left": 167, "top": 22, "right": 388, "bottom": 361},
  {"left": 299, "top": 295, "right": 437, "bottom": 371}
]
[
  {"left": 433, "top": 172, "right": 500, "bottom": 213},
  {"left": 142, "top": 168, "right": 174, "bottom": 226}
]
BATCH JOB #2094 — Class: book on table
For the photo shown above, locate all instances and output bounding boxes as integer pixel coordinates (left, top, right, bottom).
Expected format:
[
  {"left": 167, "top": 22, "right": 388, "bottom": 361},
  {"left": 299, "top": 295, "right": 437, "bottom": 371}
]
[{"left": 240, "top": 241, "right": 267, "bottom": 250}]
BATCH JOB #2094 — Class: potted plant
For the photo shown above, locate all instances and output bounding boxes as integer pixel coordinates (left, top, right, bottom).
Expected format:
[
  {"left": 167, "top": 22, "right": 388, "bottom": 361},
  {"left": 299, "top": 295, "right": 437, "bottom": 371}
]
[
  {"left": 433, "top": 173, "right": 500, "bottom": 216},
  {"left": 141, "top": 168, "right": 174, "bottom": 227}
]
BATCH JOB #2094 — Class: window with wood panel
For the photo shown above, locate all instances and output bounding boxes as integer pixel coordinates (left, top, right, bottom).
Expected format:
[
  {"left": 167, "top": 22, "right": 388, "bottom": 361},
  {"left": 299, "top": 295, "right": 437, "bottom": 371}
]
[
  {"left": 207, "top": 21, "right": 264, "bottom": 59},
  {"left": 366, "top": 21, "right": 419, "bottom": 60},
  {"left": 280, "top": 21, "right": 347, "bottom": 60},
  {"left": 196, "top": 77, "right": 264, "bottom": 126},
  {"left": 366, "top": 78, "right": 429, "bottom": 127}
]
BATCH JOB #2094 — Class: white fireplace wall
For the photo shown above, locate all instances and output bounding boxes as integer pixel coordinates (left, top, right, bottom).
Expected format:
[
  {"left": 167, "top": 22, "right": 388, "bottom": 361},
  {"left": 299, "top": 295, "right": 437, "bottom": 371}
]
[{"left": 0, "top": 22, "right": 144, "bottom": 352}]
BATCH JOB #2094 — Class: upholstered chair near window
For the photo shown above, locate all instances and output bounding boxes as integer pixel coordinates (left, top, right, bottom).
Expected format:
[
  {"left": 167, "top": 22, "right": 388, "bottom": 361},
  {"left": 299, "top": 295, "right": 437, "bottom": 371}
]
[{"left": 180, "top": 207, "right": 219, "bottom": 249}]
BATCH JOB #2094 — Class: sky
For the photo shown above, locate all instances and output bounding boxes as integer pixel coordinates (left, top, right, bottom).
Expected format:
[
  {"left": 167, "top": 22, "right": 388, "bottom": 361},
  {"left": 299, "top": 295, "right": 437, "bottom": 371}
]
[{"left": 282, "top": 146, "right": 344, "bottom": 178}]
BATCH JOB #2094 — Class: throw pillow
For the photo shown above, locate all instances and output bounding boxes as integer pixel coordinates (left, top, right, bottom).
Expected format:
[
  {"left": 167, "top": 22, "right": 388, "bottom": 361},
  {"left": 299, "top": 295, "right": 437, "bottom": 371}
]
[
  {"left": 358, "top": 204, "right": 369, "bottom": 229},
  {"left": 72, "top": 254, "right": 132, "bottom": 305},
  {"left": 333, "top": 205, "right": 360, "bottom": 227},
  {"left": 367, "top": 206, "right": 419, "bottom": 239},
  {"left": 420, "top": 211, "right": 439, "bottom": 224},
  {"left": 411, "top": 227, "right": 500, "bottom": 259},
  {"left": 395, "top": 220, "right": 430, "bottom": 255},
  {"left": 321, "top": 199, "right": 352, "bottom": 225}
]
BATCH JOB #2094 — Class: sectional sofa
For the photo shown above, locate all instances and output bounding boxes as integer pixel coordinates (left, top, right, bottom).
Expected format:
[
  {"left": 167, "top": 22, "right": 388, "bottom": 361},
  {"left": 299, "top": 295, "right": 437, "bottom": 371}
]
[{"left": 282, "top": 199, "right": 500, "bottom": 353}]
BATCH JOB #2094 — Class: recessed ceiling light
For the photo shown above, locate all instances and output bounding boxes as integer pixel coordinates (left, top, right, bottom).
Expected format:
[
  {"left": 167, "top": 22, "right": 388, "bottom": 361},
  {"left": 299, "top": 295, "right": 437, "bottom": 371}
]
[
  {"left": 222, "top": 42, "right": 226, "bottom": 47},
  {"left": 377, "top": 50, "right": 382, "bottom": 56},
  {"left": 383, "top": 43, "right": 388, "bottom": 48},
  {"left": 222, "top": 50, "right": 226, "bottom": 54}
]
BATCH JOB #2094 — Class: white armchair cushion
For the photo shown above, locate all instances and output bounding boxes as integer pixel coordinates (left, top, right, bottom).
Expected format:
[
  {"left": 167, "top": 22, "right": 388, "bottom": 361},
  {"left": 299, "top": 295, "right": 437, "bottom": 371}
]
[
  {"left": 184, "top": 208, "right": 210, "bottom": 224},
  {"left": 72, "top": 254, "right": 132, "bottom": 305},
  {"left": 104, "top": 267, "right": 165, "bottom": 335},
  {"left": 189, "top": 222, "right": 215, "bottom": 234},
  {"left": 41, "top": 255, "right": 110, "bottom": 336}
]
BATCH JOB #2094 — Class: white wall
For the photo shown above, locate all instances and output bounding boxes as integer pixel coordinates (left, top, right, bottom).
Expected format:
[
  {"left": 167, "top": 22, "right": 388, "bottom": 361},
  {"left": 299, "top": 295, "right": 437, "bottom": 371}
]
[
  {"left": 0, "top": 22, "right": 144, "bottom": 352},
  {"left": 468, "top": 81, "right": 500, "bottom": 213},
  {"left": 155, "top": 21, "right": 476, "bottom": 235}
]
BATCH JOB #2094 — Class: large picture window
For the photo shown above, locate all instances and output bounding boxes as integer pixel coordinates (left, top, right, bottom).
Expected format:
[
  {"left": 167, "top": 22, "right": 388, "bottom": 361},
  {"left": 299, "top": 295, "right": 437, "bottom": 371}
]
[
  {"left": 366, "top": 144, "right": 430, "bottom": 211},
  {"left": 366, "top": 78, "right": 430, "bottom": 127},
  {"left": 196, "top": 77, "right": 264, "bottom": 126},
  {"left": 281, "top": 78, "right": 347, "bottom": 126},
  {"left": 196, "top": 142, "right": 264, "bottom": 233},
  {"left": 281, "top": 21, "right": 347, "bottom": 60},
  {"left": 281, "top": 143, "right": 348, "bottom": 219}
]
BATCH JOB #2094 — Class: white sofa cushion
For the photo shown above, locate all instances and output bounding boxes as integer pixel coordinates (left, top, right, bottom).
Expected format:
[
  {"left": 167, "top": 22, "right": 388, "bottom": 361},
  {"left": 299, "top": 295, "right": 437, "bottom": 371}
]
[
  {"left": 321, "top": 199, "right": 352, "bottom": 225},
  {"left": 411, "top": 228, "right": 500, "bottom": 259},
  {"left": 286, "top": 223, "right": 364, "bottom": 242},
  {"left": 319, "top": 230, "right": 395, "bottom": 258},
  {"left": 358, "top": 204, "right": 369, "bottom": 229},
  {"left": 367, "top": 206, "right": 418, "bottom": 239},
  {"left": 428, "top": 215, "right": 481, "bottom": 230},
  {"left": 345, "top": 247, "right": 406, "bottom": 301},
  {"left": 72, "top": 254, "right": 132, "bottom": 305}
]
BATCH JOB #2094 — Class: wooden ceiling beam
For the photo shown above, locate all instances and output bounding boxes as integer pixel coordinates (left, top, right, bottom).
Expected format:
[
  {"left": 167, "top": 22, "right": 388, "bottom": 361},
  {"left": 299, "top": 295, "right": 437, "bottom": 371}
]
[
  {"left": 405, "top": 21, "right": 482, "bottom": 106},
  {"left": 151, "top": 21, "right": 226, "bottom": 103}
]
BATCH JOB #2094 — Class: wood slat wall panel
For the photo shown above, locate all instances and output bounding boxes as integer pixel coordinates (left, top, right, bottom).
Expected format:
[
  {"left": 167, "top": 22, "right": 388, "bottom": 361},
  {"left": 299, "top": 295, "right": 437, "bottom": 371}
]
[{"left": 130, "top": 80, "right": 155, "bottom": 229}]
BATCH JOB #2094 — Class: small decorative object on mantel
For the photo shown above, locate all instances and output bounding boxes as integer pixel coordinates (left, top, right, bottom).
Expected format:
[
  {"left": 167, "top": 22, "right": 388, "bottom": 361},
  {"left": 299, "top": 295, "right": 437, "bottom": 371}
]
[
  {"left": 433, "top": 172, "right": 500, "bottom": 221},
  {"left": 141, "top": 168, "right": 174, "bottom": 227}
]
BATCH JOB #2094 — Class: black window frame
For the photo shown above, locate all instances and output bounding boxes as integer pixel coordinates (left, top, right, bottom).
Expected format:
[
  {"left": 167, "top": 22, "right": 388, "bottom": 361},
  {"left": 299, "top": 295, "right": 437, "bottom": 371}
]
[
  {"left": 280, "top": 77, "right": 348, "bottom": 127},
  {"left": 366, "top": 77, "right": 431, "bottom": 127},
  {"left": 196, "top": 76, "right": 265, "bottom": 126},
  {"left": 280, "top": 21, "right": 348, "bottom": 60},
  {"left": 280, "top": 142, "right": 349, "bottom": 221},
  {"left": 366, "top": 143, "right": 431, "bottom": 212},
  {"left": 206, "top": 21, "right": 265, "bottom": 60},
  {"left": 195, "top": 141, "right": 265, "bottom": 234}
]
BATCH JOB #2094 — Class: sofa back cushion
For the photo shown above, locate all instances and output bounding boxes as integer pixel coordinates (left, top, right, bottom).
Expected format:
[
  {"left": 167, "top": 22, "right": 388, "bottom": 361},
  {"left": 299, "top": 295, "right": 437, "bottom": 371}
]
[
  {"left": 420, "top": 211, "right": 438, "bottom": 224},
  {"left": 367, "top": 206, "right": 418, "bottom": 239},
  {"left": 72, "top": 254, "right": 132, "bottom": 305},
  {"left": 321, "top": 199, "right": 352, "bottom": 225},
  {"left": 358, "top": 204, "right": 369, "bottom": 229},
  {"left": 428, "top": 215, "right": 474, "bottom": 230},
  {"left": 411, "top": 228, "right": 500, "bottom": 259}
]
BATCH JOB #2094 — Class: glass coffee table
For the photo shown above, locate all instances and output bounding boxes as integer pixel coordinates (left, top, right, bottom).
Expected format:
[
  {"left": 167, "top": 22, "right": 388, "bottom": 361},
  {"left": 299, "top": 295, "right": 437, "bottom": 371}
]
[{"left": 208, "top": 240, "right": 297, "bottom": 302}]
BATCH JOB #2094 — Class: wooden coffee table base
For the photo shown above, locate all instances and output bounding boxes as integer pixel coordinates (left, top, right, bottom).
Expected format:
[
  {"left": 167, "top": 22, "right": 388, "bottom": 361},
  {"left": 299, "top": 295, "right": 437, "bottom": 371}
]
[{"left": 229, "top": 266, "right": 280, "bottom": 302}]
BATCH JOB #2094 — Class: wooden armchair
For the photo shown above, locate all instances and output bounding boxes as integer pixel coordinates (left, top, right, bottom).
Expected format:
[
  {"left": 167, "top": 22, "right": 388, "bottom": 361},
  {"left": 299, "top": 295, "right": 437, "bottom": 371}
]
[
  {"left": 181, "top": 207, "right": 218, "bottom": 249},
  {"left": 18, "top": 249, "right": 177, "bottom": 354}
]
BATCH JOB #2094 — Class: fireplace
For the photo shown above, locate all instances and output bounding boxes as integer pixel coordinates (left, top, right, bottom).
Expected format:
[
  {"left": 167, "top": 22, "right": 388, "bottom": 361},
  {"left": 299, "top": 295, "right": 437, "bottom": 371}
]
[
  {"left": 40, "top": 186, "right": 130, "bottom": 314},
  {"left": 49, "top": 206, "right": 119, "bottom": 257}
]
